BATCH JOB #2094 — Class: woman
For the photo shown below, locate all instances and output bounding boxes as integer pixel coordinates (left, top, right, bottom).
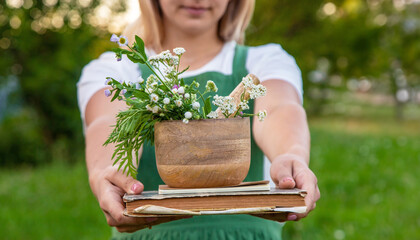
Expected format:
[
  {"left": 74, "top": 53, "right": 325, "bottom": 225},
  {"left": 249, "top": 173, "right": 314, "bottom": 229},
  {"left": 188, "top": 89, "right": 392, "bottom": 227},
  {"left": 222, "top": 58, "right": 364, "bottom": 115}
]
[{"left": 78, "top": 0, "right": 320, "bottom": 239}]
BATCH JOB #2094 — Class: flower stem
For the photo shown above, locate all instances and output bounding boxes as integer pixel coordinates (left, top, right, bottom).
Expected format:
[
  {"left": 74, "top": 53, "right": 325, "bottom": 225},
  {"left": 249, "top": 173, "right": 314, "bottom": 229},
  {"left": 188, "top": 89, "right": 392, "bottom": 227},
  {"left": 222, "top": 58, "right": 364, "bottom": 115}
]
[{"left": 145, "top": 62, "right": 172, "bottom": 91}]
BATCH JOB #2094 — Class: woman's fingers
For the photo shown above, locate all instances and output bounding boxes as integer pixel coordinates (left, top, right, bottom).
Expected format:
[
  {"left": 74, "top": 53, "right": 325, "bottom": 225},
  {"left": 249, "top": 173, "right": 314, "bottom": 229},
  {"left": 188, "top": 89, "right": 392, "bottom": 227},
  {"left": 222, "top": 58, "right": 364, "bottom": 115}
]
[
  {"left": 104, "top": 166, "right": 144, "bottom": 195},
  {"left": 270, "top": 155, "right": 296, "bottom": 188},
  {"left": 270, "top": 154, "right": 320, "bottom": 222},
  {"left": 288, "top": 167, "right": 320, "bottom": 221},
  {"left": 100, "top": 184, "right": 163, "bottom": 230},
  {"left": 95, "top": 167, "right": 192, "bottom": 232}
]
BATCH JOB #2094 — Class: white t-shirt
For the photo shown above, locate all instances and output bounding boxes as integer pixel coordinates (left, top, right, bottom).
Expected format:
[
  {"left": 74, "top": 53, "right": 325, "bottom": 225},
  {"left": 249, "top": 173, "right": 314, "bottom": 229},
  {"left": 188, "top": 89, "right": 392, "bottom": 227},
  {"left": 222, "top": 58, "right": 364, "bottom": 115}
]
[{"left": 77, "top": 41, "right": 302, "bottom": 124}]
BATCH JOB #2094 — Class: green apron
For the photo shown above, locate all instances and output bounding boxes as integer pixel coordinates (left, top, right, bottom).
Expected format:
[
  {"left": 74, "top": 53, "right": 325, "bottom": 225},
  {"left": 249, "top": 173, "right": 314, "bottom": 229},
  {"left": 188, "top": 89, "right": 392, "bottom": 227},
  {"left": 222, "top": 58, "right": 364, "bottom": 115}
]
[{"left": 112, "top": 45, "right": 283, "bottom": 240}]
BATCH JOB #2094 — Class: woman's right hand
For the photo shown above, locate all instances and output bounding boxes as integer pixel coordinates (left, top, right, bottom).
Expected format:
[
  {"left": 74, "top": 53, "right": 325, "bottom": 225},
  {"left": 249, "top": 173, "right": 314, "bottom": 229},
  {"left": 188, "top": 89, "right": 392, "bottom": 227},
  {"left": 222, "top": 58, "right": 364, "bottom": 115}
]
[
  {"left": 84, "top": 89, "right": 190, "bottom": 233},
  {"left": 89, "top": 165, "right": 189, "bottom": 233}
]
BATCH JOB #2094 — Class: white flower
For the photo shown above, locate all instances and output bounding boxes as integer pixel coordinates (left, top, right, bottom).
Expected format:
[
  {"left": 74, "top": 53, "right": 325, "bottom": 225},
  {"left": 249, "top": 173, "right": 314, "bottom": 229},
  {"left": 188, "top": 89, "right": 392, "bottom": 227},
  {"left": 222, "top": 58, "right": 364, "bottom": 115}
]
[
  {"left": 183, "top": 118, "right": 189, "bottom": 124},
  {"left": 163, "top": 98, "right": 170, "bottom": 105},
  {"left": 175, "top": 99, "right": 183, "bottom": 107},
  {"left": 192, "top": 102, "right": 200, "bottom": 110},
  {"left": 241, "top": 76, "right": 267, "bottom": 99},
  {"left": 161, "top": 50, "right": 172, "bottom": 60},
  {"left": 207, "top": 111, "right": 219, "bottom": 119},
  {"left": 163, "top": 66, "right": 176, "bottom": 78},
  {"left": 205, "top": 80, "right": 218, "bottom": 92},
  {"left": 146, "top": 87, "right": 154, "bottom": 94},
  {"left": 135, "top": 83, "right": 141, "bottom": 89},
  {"left": 146, "top": 104, "right": 152, "bottom": 112},
  {"left": 136, "top": 76, "right": 144, "bottom": 84},
  {"left": 192, "top": 82, "right": 200, "bottom": 88},
  {"left": 154, "top": 50, "right": 173, "bottom": 62},
  {"left": 172, "top": 57, "right": 179, "bottom": 65},
  {"left": 146, "top": 75, "right": 158, "bottom": 88},
  {"left": 110, "top": 34, "right": 119, "bottom": 43},
  {"left": 257, "top": 110, "right": 267, "bottom": 121},
  {"left": 173, "top": 47, "right": 185, "bottom": 55},
  {"left": 172, "top": 88, "right": 178, "bottom": 94},
  {"left": 110, "top": 34, "right": 129, "bottom": 47},
  {"left": 249, "top": 85, "right": 267, "bottom": 99},
  {"left": 150, "top": 93, "right": 159, "bottom": 103},
  {"left": 152, "top": 105, "right": 160, "bottom": 113},
  {"left": 148, "top": 56, "right": 160, "bottom": 68},
  {"left": 184, "top": 111, "right": 192, "bottom": 119},
  {"left": 116, "top": 36, "right": 128, "bottom": 47},
  {"left": 242, "top": 76, "right": 254, "bottom": 88},
  {"left": 184, "top": 93, "right": 190, "bottom": 99},
  {"left": 104, "top": 89, "right": 111, "bottom": 97},
  {"left": 212, "top": 95, "right": 237, "bottom": 116},
  {"left": 178, "top": 86, "right": 185, "bottom": 94},
  {"left": 148, "top": 55, "right": 158, "bottom": 61},
  {"left": 239, "top": 101, "right": 249, "bottom": 110}
]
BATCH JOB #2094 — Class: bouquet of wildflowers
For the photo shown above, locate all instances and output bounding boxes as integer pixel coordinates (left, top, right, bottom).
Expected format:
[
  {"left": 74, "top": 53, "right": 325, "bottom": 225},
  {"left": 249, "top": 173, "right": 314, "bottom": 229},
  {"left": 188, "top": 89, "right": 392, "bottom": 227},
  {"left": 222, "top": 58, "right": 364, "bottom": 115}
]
[{"left": 104, "top": 34, "right": 267, "bottom": 178}]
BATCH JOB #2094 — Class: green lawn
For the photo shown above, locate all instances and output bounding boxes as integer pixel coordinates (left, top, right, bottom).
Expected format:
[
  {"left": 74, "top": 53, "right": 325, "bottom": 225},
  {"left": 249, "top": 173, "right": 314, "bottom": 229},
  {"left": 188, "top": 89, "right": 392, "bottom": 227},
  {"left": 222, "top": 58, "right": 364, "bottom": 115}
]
[
  {"left": 0, "top": 162, "right": 110, "bottom": 240},
  {"left": 283, "top": 117, "right": 420, "bottom": 240},
  {"left": 1, "top": 117, "right": 419, "bottom": 239}
]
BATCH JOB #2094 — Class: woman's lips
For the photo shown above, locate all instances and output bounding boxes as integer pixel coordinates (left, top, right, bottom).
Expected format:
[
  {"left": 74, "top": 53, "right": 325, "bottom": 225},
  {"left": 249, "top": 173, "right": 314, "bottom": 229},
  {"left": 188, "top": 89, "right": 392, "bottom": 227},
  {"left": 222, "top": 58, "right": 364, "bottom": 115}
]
[{"left": 182, "top": 6, "right": 209, "bottom": 16}]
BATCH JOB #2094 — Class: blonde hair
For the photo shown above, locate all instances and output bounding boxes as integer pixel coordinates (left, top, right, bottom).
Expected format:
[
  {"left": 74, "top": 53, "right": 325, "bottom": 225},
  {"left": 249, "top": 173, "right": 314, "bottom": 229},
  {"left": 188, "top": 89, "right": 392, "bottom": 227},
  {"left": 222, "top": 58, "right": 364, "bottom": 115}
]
[{"left": 123, "top": 0, "right": 255, "bottom": 52}]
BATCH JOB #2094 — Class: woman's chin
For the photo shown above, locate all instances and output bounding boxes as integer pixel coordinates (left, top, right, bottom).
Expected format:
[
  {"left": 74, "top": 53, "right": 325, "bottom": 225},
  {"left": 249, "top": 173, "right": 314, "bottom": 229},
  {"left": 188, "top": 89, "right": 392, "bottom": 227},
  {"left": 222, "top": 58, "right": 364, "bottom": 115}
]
[{"left": 177, "top": 21, "right": 216, "bottom": 35}]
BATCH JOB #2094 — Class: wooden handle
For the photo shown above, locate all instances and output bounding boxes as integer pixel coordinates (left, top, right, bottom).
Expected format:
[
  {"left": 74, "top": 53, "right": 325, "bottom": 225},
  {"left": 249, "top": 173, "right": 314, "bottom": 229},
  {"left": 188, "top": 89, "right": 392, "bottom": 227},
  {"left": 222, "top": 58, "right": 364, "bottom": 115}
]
[{"left": 216, "top": 74, "right": 260, "bottom": 118}]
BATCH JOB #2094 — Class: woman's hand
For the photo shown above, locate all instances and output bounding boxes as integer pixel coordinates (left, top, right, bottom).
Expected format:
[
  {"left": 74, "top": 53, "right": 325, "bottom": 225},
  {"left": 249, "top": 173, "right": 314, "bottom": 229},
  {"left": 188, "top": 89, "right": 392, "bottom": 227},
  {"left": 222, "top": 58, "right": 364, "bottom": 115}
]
[
  {"left": 89, "top": 165, "right": 189, "bottom": 233},
  {"left": 84, "top": 90, "right": 190, "bottom": 233},
  {"left": 270, "top": 153, "right": 320, "bottom": 221}
]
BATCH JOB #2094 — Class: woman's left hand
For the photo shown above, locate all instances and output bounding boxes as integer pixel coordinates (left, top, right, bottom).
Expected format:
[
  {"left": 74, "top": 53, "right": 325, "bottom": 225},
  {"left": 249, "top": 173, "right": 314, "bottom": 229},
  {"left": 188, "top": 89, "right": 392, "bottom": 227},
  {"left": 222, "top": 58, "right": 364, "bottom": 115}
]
[{"left": 270, "top": 153, "right": 321, "bottom": 221}]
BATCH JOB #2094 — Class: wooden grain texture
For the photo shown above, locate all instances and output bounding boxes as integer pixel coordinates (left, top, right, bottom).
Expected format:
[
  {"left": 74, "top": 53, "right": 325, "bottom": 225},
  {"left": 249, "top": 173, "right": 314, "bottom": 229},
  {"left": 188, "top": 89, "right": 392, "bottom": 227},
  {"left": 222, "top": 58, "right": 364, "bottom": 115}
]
[
  {"left": 216, "top": 73, "right": 260, "bottom": 118},
  {"left": 154, "top": 117, "right": 251, "bottom": 188}
]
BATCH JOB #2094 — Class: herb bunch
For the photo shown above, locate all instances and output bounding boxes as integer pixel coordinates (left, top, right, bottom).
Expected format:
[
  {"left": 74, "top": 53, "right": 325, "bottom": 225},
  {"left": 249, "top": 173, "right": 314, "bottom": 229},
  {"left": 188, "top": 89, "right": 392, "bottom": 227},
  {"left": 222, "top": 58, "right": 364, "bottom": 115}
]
[{"left": 104, "top": 34, "right": 267, "bottom": 178}]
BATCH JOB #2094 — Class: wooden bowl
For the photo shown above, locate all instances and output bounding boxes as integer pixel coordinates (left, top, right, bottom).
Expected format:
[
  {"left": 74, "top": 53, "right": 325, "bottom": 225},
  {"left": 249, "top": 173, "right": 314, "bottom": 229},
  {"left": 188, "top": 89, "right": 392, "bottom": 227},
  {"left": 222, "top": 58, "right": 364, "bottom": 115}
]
[{"left": 154, "top": 117, "right": 251, "bottom": 188}]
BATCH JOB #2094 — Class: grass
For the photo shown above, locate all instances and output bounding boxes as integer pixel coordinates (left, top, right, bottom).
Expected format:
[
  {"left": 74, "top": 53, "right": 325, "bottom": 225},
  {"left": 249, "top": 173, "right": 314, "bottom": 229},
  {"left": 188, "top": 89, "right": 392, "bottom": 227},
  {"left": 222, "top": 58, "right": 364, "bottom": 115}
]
[
  {"left": 0, "top": 162, "right": 110, "bottom": 240},
  {"left": 283, "top": 116, "right": 420, "bottom": 240},
  {"left": 1, "top": 109, "right": 419, "bottom": 239}
]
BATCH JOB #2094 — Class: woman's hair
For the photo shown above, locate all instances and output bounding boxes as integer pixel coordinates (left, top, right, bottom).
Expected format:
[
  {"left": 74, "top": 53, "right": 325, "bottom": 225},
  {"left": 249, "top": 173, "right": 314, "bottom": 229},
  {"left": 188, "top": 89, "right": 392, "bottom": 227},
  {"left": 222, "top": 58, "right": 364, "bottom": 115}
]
[{"left": 123, "top": 0, "right": 255, "bottom": 52}]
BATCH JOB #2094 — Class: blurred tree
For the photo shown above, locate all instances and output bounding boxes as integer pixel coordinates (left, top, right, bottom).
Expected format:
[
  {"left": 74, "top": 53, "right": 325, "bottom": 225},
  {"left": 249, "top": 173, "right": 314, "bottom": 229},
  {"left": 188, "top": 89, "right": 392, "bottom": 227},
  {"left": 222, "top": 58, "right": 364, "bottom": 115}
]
[
  {"left": 0, "top": 0, "right": 127, "bottom": 165},
  {"left": 248, "top": 0, "right": 420, "bottom": 117},
  {"left": 1, "top": 0, "right": 419, "bottom": 166}
]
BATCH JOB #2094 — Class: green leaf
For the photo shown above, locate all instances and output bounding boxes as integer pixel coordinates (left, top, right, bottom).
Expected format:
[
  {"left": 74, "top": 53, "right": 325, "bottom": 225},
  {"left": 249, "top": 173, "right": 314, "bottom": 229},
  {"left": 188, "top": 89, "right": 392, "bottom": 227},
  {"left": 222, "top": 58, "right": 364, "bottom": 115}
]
[
  {"left": 135, "top": 35, "right": 147, "bottom": 60},
  {"left": 124, "top": 91, "right": 133, "bottom": 98},
  {"left": 158, "top": 85, "right": 167, "bottom": 91},
  {"left": 204, "top": 97, "right": 212, "bottom": 116},
  {"left": 111, "top": 47, "right": 122, "bottom": 54},
  {"left": 111, "top": 89, "right": 121, "bottom": 101},
  {"left": 180, "top": 78, "right": 185, "bottom": 86},
  {"left": 201, "top": 107, "right": 207, "bottom": 118},
  {"left": 127, "top": 54, "right": 145, "bottom": 64},
  {"left": 121, "top": 49, "right": 131, "bottom": 54},
  {"left": 113, "top": 48, "right": 131, "bottom": 55}
]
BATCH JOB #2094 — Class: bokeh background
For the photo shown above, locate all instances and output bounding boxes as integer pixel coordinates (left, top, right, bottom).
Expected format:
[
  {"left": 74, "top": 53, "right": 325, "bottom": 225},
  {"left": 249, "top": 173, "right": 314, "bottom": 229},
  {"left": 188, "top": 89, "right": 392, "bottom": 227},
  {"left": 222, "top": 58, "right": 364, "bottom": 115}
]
[{"left": 1, "top": 0, "right": 419, "bottom": 239}]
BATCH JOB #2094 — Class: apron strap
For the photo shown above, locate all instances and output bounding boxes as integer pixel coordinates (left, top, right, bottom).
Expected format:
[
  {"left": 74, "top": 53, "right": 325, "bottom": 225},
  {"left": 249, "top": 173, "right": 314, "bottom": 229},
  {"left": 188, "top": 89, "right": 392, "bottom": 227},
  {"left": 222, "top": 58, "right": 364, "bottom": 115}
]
[
  {"left": 139, "top": 62, "right": 153, "bottom": 80},
  {"left": 232, "top": 44, "right": 249, "bottom": 85}
]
